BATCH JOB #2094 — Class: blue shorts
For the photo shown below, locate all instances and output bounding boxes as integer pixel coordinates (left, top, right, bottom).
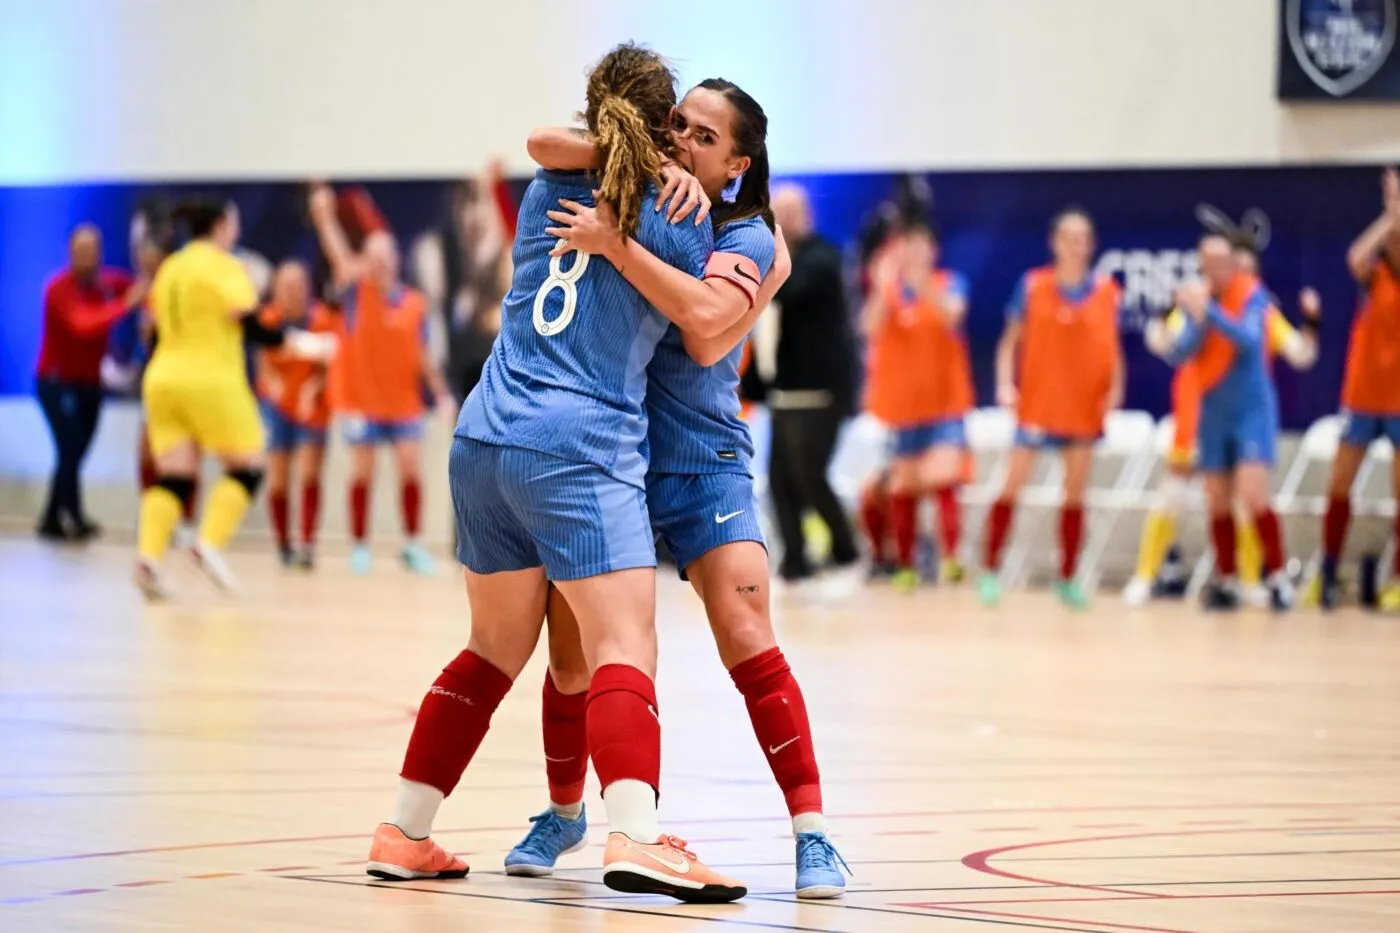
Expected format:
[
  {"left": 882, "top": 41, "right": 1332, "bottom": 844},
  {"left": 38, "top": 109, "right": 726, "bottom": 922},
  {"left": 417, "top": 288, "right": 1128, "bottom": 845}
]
[
  {"left": 1197, "top": 406, "right": 1277, "bottom": 472},
  {"left": 449, "top": 437, "right": 655, "bottom": 581},
  {"left": 893, "top": 417, "right": 967, "bottom": 457},
  {"left": 1340, "top": 410, "right": 1400, "bottom": 448},
  {"left": 648, "top": 471, "right": 766, "bottom": 578},
  {"left": 261, "top": 402, "right": 326, "bottom": 453},
  {"left": 339, "top": 413, "right": 423, "bottom": 446},
  {"left": 1014, "top": 424, "right": 1097, "bottom": 450}
]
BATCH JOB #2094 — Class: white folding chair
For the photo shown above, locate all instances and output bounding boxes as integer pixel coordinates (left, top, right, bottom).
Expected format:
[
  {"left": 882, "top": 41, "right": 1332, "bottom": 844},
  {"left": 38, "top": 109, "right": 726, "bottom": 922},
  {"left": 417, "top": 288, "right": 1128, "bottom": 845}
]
[
  {"left": 1274, "top": 415, "right": 1343, "bottom": 518},
  {"left": 1079, "top": 410, "right": 1160, "bottom": 592}
]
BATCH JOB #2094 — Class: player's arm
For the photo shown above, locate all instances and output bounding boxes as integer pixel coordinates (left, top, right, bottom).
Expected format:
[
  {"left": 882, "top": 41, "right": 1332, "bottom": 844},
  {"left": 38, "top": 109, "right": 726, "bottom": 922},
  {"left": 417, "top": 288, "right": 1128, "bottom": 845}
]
[
  {"left": 929, "top": 271, "right": 969, "bottom": 328},
  {"left": 994, "top": 275, "right": 1029, "bottom": 405},
  {"left": 681, "top": 226, "right": 791, "bottom": 367},
  {"left": 307, "top": 183, "right": 364, "bottom": 290},
  {"left": 527, "top": 126, "right": 601, "bottom": 170},
  {"left": 858, "top": 244, "right": 900, "bottom": 337},
  {"left": 545, "top": 198, "right": 748, "bottom": 340},
  {"left": 1204, "top": 291, "right": 1267, "bottom": 352}
]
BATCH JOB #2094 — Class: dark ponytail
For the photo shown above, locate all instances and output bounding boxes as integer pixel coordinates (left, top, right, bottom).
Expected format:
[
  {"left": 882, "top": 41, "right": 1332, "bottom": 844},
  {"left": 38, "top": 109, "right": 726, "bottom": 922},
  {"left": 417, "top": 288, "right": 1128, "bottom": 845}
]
[
  {"left": 697, "top": 78, "right": 773, "bottom": 232},
  {"left": 172, "top": 195, "right": 231, "bottom": 240}
]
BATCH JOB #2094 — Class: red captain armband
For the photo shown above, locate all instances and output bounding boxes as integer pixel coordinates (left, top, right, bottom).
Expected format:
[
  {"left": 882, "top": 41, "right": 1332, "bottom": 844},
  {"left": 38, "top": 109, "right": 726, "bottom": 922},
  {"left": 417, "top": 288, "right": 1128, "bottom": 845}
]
[{"left": 703, "top": 252, "right": 762, "bottom": 309}]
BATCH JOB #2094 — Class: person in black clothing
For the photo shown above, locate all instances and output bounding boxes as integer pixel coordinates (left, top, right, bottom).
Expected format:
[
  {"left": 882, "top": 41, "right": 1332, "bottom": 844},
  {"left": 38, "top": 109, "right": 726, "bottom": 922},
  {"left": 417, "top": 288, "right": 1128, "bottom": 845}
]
[{"left": 761, "top": 183, "right": 860, "bottom": 580}]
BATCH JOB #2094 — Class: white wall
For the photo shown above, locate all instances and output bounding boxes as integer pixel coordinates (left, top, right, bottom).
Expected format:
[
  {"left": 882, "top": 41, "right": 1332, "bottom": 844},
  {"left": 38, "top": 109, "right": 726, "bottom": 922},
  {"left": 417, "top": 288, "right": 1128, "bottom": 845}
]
[{"left": 2, "top": 0, "right": 1398, "bottom": 185}]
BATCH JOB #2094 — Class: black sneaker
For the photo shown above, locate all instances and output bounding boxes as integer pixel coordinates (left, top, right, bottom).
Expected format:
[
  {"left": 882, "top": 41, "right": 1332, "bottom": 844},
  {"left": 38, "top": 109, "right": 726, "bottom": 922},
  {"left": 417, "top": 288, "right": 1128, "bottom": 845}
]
[{"left": 1202, "top": 579, "right": 1242, "bottom": 612}]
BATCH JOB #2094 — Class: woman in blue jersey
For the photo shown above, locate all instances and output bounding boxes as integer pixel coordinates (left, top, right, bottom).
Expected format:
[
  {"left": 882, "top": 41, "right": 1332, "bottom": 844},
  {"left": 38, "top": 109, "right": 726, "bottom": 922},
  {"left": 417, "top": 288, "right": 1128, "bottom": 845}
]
[
  {"left": 508, "top": 79, "right": 849, "bottom": 899},
  {"left": 367, "top": 44, "right": 756, "bottom": 903}
]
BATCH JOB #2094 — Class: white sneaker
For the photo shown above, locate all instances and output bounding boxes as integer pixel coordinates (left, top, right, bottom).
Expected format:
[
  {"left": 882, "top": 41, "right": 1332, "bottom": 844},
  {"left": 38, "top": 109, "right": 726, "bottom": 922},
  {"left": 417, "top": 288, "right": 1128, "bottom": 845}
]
[
  {"left": 1243, "top": 583, "right": 1270, "bottom": 610},
  {"left": 172, "top": 522, "right": 197, "bottom": 550},
  {"left": 135, "top": 558, "right": 172, "bottom": 602},
  {"left": 190, "top": 542, "right": 240, "bottom": 592},
  {"left": 1122, "top": 576, "right": 1152, "bottom": 607}
]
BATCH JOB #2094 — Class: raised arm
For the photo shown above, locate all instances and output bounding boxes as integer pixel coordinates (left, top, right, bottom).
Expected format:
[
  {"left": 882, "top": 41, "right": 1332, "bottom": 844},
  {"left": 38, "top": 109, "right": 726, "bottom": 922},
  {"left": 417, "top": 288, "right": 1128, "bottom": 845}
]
[
  {"left": 1204, "top": 290, "right": 1267, "bottom": 352},
  {"left": 1348, "top": 168, "right": 1400, "bottom": 282},
  {"left": 681, "top": 227, "right": 792, "bottom": 367},
  {"left": 308, "top": 183, "right": 363, "bottom": 290},
  {"left": 527, "top": 126, "right": 600, "bottom": 171},
  {"left": 545, "top": 197, "right": 750, "bottom": 340},
  {"left": 858, "top": 244, "right": 900, "bottom": 337}
]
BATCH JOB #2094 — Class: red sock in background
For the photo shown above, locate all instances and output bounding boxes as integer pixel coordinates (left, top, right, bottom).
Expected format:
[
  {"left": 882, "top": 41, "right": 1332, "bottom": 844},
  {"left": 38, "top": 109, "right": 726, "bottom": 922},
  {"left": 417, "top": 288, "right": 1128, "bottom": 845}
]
[
  {"left": 1253, "top": 509, "right": 1286, "bottom": 574},
  {"left": 300, "top": 481, "right": 321, "bottom": 547},
  {"left": 859, "top": 487, "right": 889, "bottom": 563},
  {"left": 350, "top": 479, "right": 370, "bottom": 543},
  {"left": 587, "top": 665, "right": 660, "bottom": 796},
  {"left": 1394, "top": 512, "right": 1400, "bottom": 576},
  {"left": 401, "top": 478, "right": 422, "bottom": 539},
  {"left": 935, "top": 485, "right": 961, "bottom": 558},
  {"left": 1059, "top": 504, "right": 1085, "bottom": 579},
  {"left": 1211, "top": 513, "right": 1238, "bottom": 576},
  {"left": 729, "top": 648, "right": 822, "bottom": 817},
  {"left": 183, "top": 478, "right": 199, "bottom": 523},
  {"left": 984, "top": 499, "right": 1015, "bottom": 571},
  {"left": 1322, "top": 497, "right": 1351, "bottom": 562},
  {"left": 542, "top": 673, "right": 588, "bottom": 806},
  {"left": 399, "top": 649, "right": 514, "bottom": 796},
  {"left": 269, "top": 490, "right": 290, "bottom": 550},
  {"left": 890, "top": 492, "right": 918, "bottom": 568}
]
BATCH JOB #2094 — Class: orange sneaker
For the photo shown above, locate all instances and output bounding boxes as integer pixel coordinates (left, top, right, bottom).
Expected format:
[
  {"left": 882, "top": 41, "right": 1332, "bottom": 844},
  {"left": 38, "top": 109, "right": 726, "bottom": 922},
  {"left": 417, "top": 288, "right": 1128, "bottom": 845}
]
[
  {"left": 601, "top": 832, "right": 746, "bottom": 903},
  {"left": 365, "top": 823, "right": 469, "bottom": 881}
]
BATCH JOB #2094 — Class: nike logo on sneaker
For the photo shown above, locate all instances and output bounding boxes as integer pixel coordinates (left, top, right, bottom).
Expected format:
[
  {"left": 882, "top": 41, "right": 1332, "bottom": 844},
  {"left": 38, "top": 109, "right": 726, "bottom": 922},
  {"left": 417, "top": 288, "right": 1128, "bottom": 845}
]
[
  {"left": 626, "top": 842, "right": 690, "bottom": 874},
  {"left": 715, "top": 510, "right": 744, "bottom": 524},
  {"left": 768, "top": 736, "right": 800, "bottom": 755},
  {"left": 733, "top": 263, "right": 760, "bottom": 286}
]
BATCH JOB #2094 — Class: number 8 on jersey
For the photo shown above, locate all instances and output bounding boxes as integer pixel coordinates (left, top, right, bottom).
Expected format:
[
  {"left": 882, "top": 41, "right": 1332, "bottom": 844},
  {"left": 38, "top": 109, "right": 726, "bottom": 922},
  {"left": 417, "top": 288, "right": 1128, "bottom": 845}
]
[{"left": 533, "top": 248, "right": 591, "bottom": 337}]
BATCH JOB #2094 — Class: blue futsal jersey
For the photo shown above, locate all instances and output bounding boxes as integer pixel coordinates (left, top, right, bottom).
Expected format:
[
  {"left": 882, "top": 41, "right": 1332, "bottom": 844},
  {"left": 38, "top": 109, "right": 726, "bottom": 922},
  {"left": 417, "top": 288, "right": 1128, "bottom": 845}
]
[
  {"left": 646, "top": 216, "right": 775, "bottom": 476},
  {"left": 458, "top": 170, "right": 714, "bottom": 488}
]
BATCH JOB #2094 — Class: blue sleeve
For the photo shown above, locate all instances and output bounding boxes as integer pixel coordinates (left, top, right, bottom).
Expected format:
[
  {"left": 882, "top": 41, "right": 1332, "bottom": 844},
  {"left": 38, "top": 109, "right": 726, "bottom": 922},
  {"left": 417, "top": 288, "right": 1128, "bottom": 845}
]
[
  {"left": 714, "top": 220, "right": 775, "bottom": 278},
  {"left": 1164, "top": 313, "right": 1208, "bottom": 367},
  {"left": 1005, "top": 273, "right": 1029, "bottom": 323},
  {"left": 946, "top": 270, "right": 970, "bottom": 302},
  {"left": 657, "top": 215, "right": 715, "bottom": 279},
  {"left": 1205, "top": 292, "right": 1266, "bottom": 353}
]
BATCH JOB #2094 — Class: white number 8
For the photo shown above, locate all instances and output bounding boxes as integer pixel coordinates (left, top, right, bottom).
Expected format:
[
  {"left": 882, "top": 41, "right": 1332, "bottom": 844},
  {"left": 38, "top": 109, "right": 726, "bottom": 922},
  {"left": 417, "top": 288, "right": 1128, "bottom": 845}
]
[{"left": 533, "top": 247, "right": 591, "bottom": 337}]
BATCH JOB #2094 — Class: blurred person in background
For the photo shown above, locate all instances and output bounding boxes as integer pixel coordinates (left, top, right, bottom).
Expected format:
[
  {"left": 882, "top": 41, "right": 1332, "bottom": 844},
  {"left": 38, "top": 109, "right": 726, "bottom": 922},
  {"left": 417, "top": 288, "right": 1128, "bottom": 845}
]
[
  {"left": 309, "top": 183, "right": 452, "bottom": 577},
  {"left": 980, "top": 208, "right": 1123, "bottom": 610},
  {"left": 860, "top": 221, "right": 972, "bottom": 591},
  {"left": 35, "top": 225, "right": 141, "bottom": 541},
  {"left": 766, "top": 183, "right": 859, "bottom": 582},
  {"left": 255, "top": 260, "right": 335, "bottom": 568},
  {"left": 1160, "top": 233, "right": 1293, "bottom": 612},
  {"left": 1128, "top": 238, "right": 1319, "bottom": 608},
  {"left": 1311, "top": 167, "right": 1400, "bottom": 611}
]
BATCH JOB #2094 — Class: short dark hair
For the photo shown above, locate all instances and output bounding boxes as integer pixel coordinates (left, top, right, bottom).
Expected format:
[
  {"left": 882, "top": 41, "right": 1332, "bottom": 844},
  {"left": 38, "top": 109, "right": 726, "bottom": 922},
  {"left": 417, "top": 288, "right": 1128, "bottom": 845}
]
[
  {"left": 172, "top": 196, "right": 231, "bottom": 239},
  {"left": 1050, "top": 205, "right": 1094, "bottom": 236}
]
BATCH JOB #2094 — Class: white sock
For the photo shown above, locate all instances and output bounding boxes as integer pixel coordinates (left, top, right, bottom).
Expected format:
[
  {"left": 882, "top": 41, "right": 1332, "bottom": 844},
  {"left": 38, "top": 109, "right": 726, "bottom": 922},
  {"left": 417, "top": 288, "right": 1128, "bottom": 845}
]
[
  {"left": 792, "top": 812, "right": 827, "bottom": 836},
  {"left": 551, "top": 799, "right": 584, "bottom": 820},
  {"left": 391, "top": 778, "right": 444, "bottom": 840},
  {"left": 602, "top": 779, "right": 660, "bottom": 843}
]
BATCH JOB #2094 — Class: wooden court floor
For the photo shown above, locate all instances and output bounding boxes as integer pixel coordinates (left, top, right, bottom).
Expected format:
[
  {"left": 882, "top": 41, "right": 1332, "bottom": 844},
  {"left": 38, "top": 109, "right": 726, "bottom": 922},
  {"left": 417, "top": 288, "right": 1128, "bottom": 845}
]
[{"left": 4, "top": 536, "right": 1400, "bottom": 932}]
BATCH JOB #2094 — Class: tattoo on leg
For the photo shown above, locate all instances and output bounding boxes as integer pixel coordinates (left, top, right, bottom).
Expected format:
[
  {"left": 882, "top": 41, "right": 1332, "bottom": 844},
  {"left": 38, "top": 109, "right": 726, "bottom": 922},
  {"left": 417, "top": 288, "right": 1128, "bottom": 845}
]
[{"left": 736, "top": 584, "right": 760, "bottom": 594}]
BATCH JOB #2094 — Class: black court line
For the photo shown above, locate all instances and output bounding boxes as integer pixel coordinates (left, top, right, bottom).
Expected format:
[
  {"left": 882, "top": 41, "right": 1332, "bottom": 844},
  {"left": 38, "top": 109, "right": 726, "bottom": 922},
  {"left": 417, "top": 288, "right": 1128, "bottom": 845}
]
[{"left": 284, "top": 873, "right": 1104, "bottom": 932}]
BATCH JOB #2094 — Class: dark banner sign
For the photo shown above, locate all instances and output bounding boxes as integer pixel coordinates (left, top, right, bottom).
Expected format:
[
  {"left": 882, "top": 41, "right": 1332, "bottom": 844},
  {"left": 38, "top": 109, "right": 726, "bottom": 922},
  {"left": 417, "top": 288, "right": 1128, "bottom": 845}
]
[{"left": 1278, "top": 0, "right": 1400, "bottom": 99}]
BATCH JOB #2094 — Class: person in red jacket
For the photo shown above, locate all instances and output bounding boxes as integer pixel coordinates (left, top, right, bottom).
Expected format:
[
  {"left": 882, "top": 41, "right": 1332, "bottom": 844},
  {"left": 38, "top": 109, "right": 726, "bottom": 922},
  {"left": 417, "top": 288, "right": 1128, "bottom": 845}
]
[{"left": 35, "top": 225, "right": 142, "bottom": 541}]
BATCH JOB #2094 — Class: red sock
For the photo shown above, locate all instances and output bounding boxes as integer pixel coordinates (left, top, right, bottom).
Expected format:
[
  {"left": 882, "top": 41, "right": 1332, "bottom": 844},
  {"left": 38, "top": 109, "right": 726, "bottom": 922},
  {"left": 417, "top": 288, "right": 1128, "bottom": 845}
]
[
  {"left": 184, "top": 477, "right": 199, "bottom": 522},
  {"left": 587, "top": 664, "right": 660, "bottom": 796},
  {"left": 1059, "top": 504, "right": 1085, "bottom": 579},
  {"left": 1394, "top": 513, "right": 1400, "bottom": 576},
  {"left": 350, "top": 479, "right": 370, "bottom": 543},
  {"left": 401, "top": 478, "right": 422, "bottom": 539},
  {"left": 1211, "top": 513, "right": 1238, "bottom": 576},
  {"left": 984, "top": 499, "right": 1015, "bottom": 570},
  {"left": 269, "top": 490, "right": 290, "bottom": 550},
  {"left": 1253, "top": 508, "right": 1286, "bottom": 574},
  {"left": 890, "top": 492, "right": 918, "bottom": 568},
  {"left": 1323, "top": 497, "right": 1351, "bottom": 562},
  {"left": 300, "top": 481, "right": 321, "bottom": 547},
  {"left": 729, "top": 648, "right": 822, "bottom": 817},
  {"left": 542, "top": 672, "right": 588, "bottom": 805},
  {"left": 399, "top": 649, "right": 514, "bottom": 796},
  {"left": 935, "top": 485, "right": 961, "bottom": 558},
  {"left": 859, "top": 487, "right": 889, "bottom": 563}
]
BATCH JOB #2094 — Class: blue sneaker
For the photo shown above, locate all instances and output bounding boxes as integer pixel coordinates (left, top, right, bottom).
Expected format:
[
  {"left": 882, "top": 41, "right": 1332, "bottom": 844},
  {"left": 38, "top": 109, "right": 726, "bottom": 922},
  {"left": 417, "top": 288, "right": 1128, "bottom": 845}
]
[
  {"left": 795, "top": 831, "right": 849, "bottom": 899},
  {"left": 349, "top": 545, "right": 373, "bottom": 577},
  {"left": 401, "top": 542, "right": 436, "bottom": 576},
  {"left": 504, "top": 807, "right": 588, "bottom": 877}
]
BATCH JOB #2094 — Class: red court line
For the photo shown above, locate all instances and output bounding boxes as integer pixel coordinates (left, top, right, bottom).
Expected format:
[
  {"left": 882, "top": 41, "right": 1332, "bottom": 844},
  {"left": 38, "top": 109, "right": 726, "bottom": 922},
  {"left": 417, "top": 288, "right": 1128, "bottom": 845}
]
[
  {"left": 115, "top": 880, "right": 171, "bottom": 888},
  {"left": 927, "top": 905, "right": 1195, "bottom": 933},
  {"left": 185, "top": 872, "right": 241, "bottom": 880},
  {"left": 7, "top": 800, "right": 1399, "bottom": 868}
]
